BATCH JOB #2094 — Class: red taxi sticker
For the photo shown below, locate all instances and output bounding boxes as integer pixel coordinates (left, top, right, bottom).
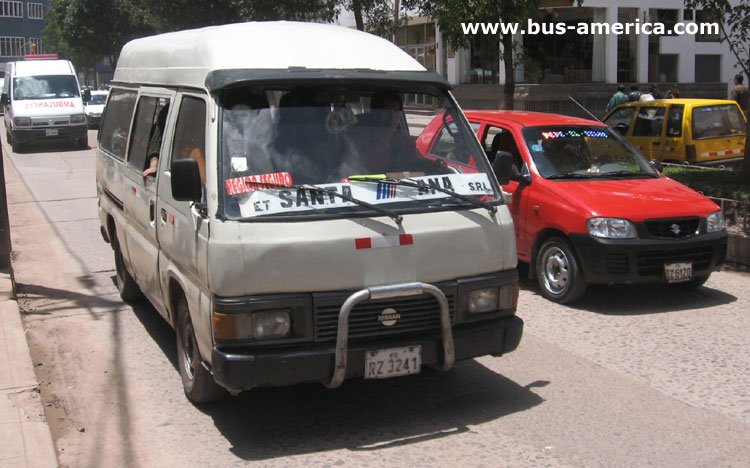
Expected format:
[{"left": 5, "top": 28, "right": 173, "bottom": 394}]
[{"left": 225, "top": 172, "right": 293, "bottom": 195}]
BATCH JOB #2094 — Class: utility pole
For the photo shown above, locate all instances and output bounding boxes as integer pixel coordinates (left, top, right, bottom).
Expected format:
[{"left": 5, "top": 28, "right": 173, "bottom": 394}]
[{"left": 0, "top": 144, "right": 12, "bottom": 269}]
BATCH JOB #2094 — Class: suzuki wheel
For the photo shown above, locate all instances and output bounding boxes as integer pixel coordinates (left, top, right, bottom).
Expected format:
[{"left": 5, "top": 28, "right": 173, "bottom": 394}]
[
  {"left": 113, "top": 238, "right": 143, "bottom": 303},
  {"left": 176, "top": 296, "right": 225, "bottom": 404},
  {"left": 536, "top": 237, "right": 587, "bottom": 304}
]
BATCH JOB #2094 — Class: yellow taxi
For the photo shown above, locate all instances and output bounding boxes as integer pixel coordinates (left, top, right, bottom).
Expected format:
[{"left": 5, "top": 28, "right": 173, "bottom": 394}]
[{"left": 603, "top": 99, "right": 746, "bottom": 165}]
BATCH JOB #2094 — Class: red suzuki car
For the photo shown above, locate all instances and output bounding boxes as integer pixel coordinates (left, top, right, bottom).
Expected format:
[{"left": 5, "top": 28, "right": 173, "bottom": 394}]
[{"left": 417, "top": 111, "right": 728, "bottom": 303}]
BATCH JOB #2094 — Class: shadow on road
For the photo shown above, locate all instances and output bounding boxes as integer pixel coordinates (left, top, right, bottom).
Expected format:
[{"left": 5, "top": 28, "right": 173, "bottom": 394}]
[
  {"left": 517, "top": 264, "right": 736, "bottom": 315},
  {"left": 200, "top": 360, "right": 544, "bottom": 461}
]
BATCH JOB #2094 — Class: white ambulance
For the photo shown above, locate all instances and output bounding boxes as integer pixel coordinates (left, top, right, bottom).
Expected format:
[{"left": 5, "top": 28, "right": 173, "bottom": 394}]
[
  {"left": 2, "top": 56, "right": 88, "bottom": 152},
  {"left": 96, "top": 21, "right": 523, "bottom": 403}
]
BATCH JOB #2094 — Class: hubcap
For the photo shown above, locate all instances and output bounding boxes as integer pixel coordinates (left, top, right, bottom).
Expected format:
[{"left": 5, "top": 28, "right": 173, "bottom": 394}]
[
  {"left": 182, "top": 320, "right": 196, "bottom": 381},
  {"left": 542, "top": 247, "right": 570, "bottom": 295}
]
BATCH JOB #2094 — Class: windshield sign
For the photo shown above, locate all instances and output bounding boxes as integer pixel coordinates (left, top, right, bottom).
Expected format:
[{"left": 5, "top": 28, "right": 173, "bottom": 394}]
[{"left": 522, "top": 125, "right": 657, "bottom": 179}]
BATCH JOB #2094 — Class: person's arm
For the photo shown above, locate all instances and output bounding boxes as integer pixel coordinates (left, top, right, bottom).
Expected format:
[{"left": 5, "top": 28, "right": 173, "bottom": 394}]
[{"left": 142, "top": 154, "right": 158, "bottom": 177}]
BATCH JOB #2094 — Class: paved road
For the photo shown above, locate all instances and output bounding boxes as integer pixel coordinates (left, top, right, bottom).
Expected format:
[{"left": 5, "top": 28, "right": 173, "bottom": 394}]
[{"left": 3, "top": 132, "right": 750, "bottom": 467}]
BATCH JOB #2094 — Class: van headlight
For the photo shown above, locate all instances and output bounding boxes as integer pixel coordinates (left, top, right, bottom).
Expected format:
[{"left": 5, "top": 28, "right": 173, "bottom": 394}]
[
  {"left": 13, "top": 117, "right": 31, "bottom": 126},
  {"left": 212, "top": 309, "right": 290, "bottom": 340},
  {"left": 468, "top": 283, "right": 519, "bottom": 314},
  {"left": 588, "top": 217, "right": 637, "bottom": 239},
  {"left": 706, "top": 211, "right": 725, "bottom": 232},
  {"left": 70, "top": 114, "right": 86, "bottom": 124}
]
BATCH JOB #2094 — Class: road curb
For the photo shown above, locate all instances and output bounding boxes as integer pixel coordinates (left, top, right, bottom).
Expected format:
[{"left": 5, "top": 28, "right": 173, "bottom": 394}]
[{"left": 0, "top": 269, "right": 58, "bottom": 468}]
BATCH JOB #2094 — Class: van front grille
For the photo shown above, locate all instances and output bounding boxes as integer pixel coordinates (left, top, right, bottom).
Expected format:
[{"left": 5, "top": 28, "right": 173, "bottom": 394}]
[{"left": 313, "top": 290, "right": 456, "bottom": 343}]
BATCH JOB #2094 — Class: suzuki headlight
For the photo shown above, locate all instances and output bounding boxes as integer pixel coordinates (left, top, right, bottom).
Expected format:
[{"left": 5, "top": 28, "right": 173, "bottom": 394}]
[
  {"left": 70, "top": 114, "right": 86, "bottom": 124},
  {"left": 13, "top": 117, "right": 31, "bottom": 126},
  {"left": 706, "top": 211, "right": 725, "bottom": 233},
  {"left": 588, "top": 217, "right": 637, "bottom": 239}
]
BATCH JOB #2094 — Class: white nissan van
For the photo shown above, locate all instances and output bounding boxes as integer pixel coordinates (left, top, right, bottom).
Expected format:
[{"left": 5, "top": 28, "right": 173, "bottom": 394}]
[
  {"left": 96, "top": 21, "right": 522, "bottom": 403},
  {"left": 2, "top": 57, "right": 88, "bottom": 152}
]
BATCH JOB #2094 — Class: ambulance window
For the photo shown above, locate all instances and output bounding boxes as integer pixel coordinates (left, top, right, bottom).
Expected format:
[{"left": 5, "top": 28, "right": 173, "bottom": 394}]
[
  {"left": 99, "top": 88, "right": 136, "bottom": 160},
  {"left": 127, "top": 96, "right": 169, "bottom": 173},
  {"left": 171, "top": 97, "right": 206, "bottom": 183}
]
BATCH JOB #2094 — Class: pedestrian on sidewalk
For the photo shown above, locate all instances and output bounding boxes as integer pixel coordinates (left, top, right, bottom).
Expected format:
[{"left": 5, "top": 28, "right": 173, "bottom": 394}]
[
  {"left": 606, "top": 85, "right": 629, "bottom": 112},
  {"left": 627, "top": 84, "right": 642, "bottom": 102}
]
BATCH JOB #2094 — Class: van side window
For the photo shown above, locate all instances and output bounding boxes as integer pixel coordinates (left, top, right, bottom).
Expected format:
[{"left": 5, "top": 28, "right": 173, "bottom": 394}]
[
  {"left": 171, "top": 97, "right": 206, "bottom": 183},
  {"left": 127, "top": 96, "right": 169, "bottom": 173},
  {"left": 632, "top": 107, "right": 666, "bottom": 137},
  {"left": 99, "top": 88, "right": 137, "bottom": 160},
  {"left": 666, "top": 105, "right": 684, "bottom": 137},
  {"left": 603, "top": 107, "right": 635, "bottom": 135}
]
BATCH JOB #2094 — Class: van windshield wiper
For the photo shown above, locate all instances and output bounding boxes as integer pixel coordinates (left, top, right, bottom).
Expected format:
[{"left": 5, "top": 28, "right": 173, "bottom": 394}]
[
  {"left": 349, "top": 176, "right": 498, "bottom": 214},
  {"left": 242, "top": 181, "right": 403, "bottom": 224}
]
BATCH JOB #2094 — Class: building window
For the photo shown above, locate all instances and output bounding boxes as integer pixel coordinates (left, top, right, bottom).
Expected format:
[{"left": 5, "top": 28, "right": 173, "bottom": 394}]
[
  {"left": 696, "top": 10, "right": 721, "bottom": 42},
  {"left": 0, "top": 1, "right": 23, "bottom": 17},
  {"left": 695, "top": 55, "right": 721, "bottom": 82},
  {"left": 27, "top": 37, "right": 43, "bottom": 54},
  {"left": 27, "top": 2, "right": 43, "bottom": 19},
  {"left": 0, "top": 36, "right": 25, "bottom": 57}
]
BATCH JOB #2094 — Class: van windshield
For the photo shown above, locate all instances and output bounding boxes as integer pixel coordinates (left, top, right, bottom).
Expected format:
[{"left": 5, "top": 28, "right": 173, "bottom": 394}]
[
  {"left": 219, "top": 85, "right": 501, "bottom": 220},
  {"left": 692, "top": 104, "right": 745, "bottom": 139},
  {"left": 521, "top": 126, "right": 658, "bottom": 179},
  {"left": 13, "top": 75, "right": 80, "bottom": 100}
]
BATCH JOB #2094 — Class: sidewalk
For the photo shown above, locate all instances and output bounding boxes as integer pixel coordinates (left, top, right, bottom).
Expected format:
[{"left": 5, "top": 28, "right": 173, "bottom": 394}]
[{"left": 0, "top": 269, "right": 57, "bottom": 468}]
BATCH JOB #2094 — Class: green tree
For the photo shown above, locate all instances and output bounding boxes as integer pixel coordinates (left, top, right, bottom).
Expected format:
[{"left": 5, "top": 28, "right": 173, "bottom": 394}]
[
  {"left": 404, "top": 0, "right": 542, "bottom": 109},
  {"left": 685, "top": 0, "right": 750, "bottom": 175},
  {"left": 45, "top": 0, "right": 155, "bottom": 71}
]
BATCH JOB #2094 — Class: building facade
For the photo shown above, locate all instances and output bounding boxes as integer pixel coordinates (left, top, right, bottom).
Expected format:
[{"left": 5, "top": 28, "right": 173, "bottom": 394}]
[
  {"left": 386, "top": 0, "right": 740, "bottom": 115},
  {"left": 0, "top": 0, "right": 48, "bottom": 68}
]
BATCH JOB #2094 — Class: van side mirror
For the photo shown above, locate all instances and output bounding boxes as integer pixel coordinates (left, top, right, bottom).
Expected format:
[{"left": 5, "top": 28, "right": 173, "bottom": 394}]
[
  {"left": 82, "top": 88, "right": 91, "bottom": 103},
  {"left": 649, "top": 159, "right": 663, "bottom": 173},
  {"left": 171, "top": 159, "right": 203, "bottom": 202},
  {"left": 491, "top": 150, "right": 513, "bottom": 185},
  {"left": 1, "top": 93, "right": 8, "bottom": 106}
]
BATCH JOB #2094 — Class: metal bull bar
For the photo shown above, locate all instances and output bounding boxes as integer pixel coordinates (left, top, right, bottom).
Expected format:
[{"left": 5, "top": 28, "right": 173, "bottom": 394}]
[{"left": 325, "top": 282, "right": 455, "bottom": 389}]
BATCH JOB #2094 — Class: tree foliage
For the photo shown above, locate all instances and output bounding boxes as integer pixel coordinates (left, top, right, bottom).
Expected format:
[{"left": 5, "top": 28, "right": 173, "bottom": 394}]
[
  {"left": 45, "top": 0, "right": 155, "bottom": 69},
  {"left": 404, "top": 0, "right": 542, "bottom": 109}
]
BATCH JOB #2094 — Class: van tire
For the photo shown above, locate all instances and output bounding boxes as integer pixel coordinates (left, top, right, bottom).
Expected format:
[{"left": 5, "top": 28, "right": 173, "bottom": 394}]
[
  {"left": 176, "top": 296, "right": 225, "bottom": 404},
  {"left": 536, "top": 237, "right": 587, "bottom": 304},
  {"left": 113, "top": 239, "right": 144, "bottom": 302},
  {"left": 10, "top": 133, "right": 23, "bottom": 153}
]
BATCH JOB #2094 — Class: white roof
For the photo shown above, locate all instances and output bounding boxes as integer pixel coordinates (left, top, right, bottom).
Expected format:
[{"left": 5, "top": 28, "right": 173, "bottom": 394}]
[
  {"left": 114, "top": 21, "right": 426, "bottom": 89},
  {"left": 13, "top": 60, "right": 75, "bottom": 77}
]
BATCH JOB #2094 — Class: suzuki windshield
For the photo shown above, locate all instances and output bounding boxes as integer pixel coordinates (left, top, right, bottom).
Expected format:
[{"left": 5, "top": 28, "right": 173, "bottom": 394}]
[
  {"left": 219, "top": 85, "right": 501, "bottom": 220},
  {"left": 521, "top": 126, "right": 659, "bottom": 179}
]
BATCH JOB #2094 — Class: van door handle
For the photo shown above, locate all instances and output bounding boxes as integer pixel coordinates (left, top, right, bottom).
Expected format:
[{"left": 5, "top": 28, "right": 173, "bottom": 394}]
[
  {"left": 652, "top": 141, "right": 661, "bottom": 145},
  {"left": 160, "top": 208, "right": 167, "bottom": 224},
  {"left": 149, "top": 201, "right": 155, "bottom": 222}
]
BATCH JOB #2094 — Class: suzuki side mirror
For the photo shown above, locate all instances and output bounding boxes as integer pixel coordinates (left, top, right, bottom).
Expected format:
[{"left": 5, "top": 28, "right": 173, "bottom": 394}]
[{"left": 650, "top": 159, "right": 663, "bottom": 173}]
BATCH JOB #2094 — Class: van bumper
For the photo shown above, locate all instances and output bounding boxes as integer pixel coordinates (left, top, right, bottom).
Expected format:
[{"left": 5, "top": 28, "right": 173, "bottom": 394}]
[
  {"left": 210, "top": 316, "right": 523, "bottom": 391},
  {"left": 569, "top": 231, "right": 727, "bottom": 284},
  {"left": 12, "top": 125, "right": 87, "bottom": 144}
]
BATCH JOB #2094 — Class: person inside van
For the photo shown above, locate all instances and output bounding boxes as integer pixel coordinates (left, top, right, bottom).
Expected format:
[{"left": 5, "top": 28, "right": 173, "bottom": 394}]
[
  {"left": 142, "top": 105, "right": 169, "bottom": 178},
  {"left": 342, "top": 89, "right": 447, "bottom": 177}
]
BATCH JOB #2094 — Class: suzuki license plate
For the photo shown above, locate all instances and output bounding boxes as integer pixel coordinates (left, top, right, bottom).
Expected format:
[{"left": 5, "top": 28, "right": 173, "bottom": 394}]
[
  {"left": 664, "top": 262, "right": 692, "bottom": 283},
  {"left": 365, "top": 346, "right": 421, "bottom": 379},
  {"left": 45, "top": 128, "right": 58, "bottom": 136}
]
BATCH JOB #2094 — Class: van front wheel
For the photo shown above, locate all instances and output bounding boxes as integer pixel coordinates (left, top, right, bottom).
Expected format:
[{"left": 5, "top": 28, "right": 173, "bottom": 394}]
[
  {"left": 176, "top": 296, "right": 225, "bottom": 404},
  {"left": 536, "top": 237, "right": 587, "bottom": 304}
]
